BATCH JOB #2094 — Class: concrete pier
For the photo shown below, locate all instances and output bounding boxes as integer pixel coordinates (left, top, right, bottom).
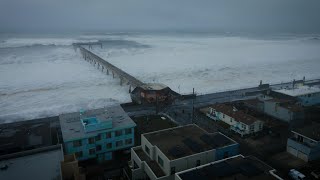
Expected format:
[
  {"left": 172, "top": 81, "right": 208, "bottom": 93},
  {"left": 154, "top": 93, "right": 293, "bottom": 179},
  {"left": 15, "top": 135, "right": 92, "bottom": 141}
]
[{"left": 74, "top": 44, "right": 144, "bottom": 91}]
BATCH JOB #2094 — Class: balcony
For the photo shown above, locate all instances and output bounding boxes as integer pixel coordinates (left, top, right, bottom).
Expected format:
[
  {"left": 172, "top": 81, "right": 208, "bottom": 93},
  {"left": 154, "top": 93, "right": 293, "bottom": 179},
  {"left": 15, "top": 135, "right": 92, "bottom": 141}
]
[
  {"left": 287, "top": 138, "right": 312, "bottom": 154},
  {"left": 132, "top": 146, "right": 166, "bottom": 179}
]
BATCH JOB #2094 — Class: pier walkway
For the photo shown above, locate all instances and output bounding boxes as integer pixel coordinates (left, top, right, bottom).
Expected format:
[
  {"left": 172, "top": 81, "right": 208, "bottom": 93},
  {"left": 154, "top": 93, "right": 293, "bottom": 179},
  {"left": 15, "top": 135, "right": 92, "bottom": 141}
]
[{"left": 74, "top": 43, "right": 144, "bottom": 93}]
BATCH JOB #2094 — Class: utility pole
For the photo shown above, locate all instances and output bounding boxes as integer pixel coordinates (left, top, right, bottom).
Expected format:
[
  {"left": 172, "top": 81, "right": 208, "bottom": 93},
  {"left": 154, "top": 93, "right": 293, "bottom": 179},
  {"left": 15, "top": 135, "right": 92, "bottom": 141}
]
[{"left": 192, "top": 88, "right": 195, "bottom": 124}]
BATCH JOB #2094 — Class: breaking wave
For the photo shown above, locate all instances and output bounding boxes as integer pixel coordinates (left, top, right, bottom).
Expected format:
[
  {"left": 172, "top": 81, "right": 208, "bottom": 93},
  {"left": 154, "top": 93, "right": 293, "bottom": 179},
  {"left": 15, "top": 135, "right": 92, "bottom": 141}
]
[{"left": 0, "top": 38, "right": 99, "bottom": 48}]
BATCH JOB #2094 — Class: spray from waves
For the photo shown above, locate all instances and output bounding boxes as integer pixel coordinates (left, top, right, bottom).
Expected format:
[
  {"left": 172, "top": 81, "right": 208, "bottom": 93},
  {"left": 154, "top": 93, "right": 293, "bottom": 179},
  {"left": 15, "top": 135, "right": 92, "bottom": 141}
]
[{"left": 0, "top": 38, "right": 99, "bottom": 48}]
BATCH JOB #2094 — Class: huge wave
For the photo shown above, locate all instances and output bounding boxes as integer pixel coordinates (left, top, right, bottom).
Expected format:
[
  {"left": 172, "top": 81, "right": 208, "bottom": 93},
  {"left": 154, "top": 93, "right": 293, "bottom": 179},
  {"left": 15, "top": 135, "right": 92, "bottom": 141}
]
[{"left": 0, "top": 38, "right": 99, "bottom": 48}]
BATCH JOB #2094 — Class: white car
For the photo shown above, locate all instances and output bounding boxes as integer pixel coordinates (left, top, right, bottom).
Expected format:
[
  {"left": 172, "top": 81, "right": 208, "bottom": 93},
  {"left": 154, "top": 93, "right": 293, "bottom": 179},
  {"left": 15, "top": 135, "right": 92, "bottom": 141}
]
[{"left": 288, "top": 169, "right": 306, "bottom": 180}]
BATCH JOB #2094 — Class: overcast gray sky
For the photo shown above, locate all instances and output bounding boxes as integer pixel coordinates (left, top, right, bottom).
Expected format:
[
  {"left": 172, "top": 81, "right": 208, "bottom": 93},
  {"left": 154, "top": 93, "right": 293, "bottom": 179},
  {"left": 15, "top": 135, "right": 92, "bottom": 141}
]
[{"left": 0, "top": 0, "right": 320, "bottom": 33}]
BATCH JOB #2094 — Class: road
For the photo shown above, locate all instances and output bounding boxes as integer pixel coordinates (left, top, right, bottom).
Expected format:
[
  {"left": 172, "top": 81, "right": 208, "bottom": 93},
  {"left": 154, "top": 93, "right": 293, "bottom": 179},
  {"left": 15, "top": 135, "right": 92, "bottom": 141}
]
[{"left": 132, "top": 78, "right": 320, "bottom": 125}]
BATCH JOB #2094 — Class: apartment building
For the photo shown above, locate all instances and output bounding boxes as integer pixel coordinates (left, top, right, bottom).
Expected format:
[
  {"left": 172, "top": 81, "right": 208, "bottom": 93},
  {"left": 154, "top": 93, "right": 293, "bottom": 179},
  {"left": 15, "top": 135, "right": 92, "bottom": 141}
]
[
  {"left": 287, "top": 122, "right": 320, "bottom": 162},
  {"left": 126, "top": 124, "right": 239, "bottom": 180},
  {"left": 59, "top": 105, "right": 136, "bottom": 162}
]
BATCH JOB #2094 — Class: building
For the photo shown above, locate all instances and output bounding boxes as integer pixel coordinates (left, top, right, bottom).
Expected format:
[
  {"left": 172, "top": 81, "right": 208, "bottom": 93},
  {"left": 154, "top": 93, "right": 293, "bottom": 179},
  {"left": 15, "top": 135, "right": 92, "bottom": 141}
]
[
  {"left": 0, "top": 145, "right": 64, "bottom": 180},
  {"left": 175, "top": 154, "right": 283, "bottom": 180},
  {"left": 287, "top": 122, "right": 320, "bottom": 162},
  {"left": 0, "top": 116, "right": 59, "bottom": 156},
  {"left": 262, "top": 98, "right": 305, "bottom": 124},
  {"left": 201, "top": 104, "right": 264, "bottom": 137},
  {"left": 60, "top": 154, "right": 86, "bottom": 180},
  {"left": 59, "top": 105, "right": 136, "bottom": 162},
  {"left": 274, "top": 85, "right": 320, "bottom": 106},
  {"left": 242, "top": 92, "right": 305, "bottom": 125},
  {"left": 126, "top": 124, "right": 239, "bottom": 180},
  {"left": 130, "top": 83, "right": 179, "bottom": 104}
]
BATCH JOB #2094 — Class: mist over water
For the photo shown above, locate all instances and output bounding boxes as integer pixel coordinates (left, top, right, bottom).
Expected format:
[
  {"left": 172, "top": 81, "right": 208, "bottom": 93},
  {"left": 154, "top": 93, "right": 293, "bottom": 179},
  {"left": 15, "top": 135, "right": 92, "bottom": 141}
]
[{"left": 0, "top": 32, "right": 320, "bottom": 122}]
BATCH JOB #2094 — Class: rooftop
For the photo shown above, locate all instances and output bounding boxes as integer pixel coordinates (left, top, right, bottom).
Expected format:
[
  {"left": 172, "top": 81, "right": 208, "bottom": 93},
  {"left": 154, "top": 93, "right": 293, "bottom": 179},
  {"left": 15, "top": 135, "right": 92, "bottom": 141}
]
[
  {"left": 242, "top": 98, "right": 263, "bottom": 107},
  {"left": 0, "top": 145, "right": 63, "bottom": 180},
  {"left": 292, "top": 122, "right": 320, "bottom": 141},
  {"left": 209, "top": 104, "right": 260, "bottom": 125},
  {"left": 140, "top": 83, "right": 168, "bottom": 91},
  {"left": 274, "top": 85, "right": 320, "bottom": 97},
  {"left": 143, "top": 125, "right": 236, "bottom": 160},
  {"left": 59, "top": 105, "right": 136, "bottom": 142},
  {"left": 177, "top": 155, "right": 278, "bottom": 180}
]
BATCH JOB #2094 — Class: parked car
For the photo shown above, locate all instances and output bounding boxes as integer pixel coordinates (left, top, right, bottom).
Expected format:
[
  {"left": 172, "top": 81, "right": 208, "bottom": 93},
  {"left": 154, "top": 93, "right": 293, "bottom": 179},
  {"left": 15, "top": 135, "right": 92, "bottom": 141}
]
[{"left": 289, "top": 169, "right": 306, "bottom": 180}]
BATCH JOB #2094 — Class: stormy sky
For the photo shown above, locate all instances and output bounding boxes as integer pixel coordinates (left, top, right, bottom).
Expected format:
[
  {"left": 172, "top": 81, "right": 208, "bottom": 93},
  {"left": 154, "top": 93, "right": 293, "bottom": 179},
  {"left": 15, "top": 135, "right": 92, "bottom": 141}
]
[{"left": 0, "top": 0, "right": 320, "bottom": 33}]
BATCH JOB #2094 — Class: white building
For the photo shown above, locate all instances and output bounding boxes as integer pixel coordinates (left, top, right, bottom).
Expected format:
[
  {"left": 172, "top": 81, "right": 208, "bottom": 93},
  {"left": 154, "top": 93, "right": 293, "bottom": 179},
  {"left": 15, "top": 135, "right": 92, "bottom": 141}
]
[
  {"left": 201, "top": 104, "right": 264, "bottom": 137},
  {"left": 274, "top": 85, "right": 320, "bottom": 106},
  {"left": 125, "top": 124, "right": 239, "bottom": 180}
]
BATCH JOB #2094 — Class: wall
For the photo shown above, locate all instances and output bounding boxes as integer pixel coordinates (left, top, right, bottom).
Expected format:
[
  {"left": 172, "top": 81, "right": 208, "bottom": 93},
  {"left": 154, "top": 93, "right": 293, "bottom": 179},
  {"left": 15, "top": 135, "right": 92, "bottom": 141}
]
[
  {"left": 170, "top": 149, "right": 215, "bottom": 174},
  {"left": 65, "top": 126, "right": 135, "bottom": 161},
  {"left": 297, "top": 92, "right": 320, "bottom": 106},
  {"left": 215, "top": 143, "right": 239, "bottom": 160},
  {"left": 264, "top": 101, "right": 291, "bottom": 122}
]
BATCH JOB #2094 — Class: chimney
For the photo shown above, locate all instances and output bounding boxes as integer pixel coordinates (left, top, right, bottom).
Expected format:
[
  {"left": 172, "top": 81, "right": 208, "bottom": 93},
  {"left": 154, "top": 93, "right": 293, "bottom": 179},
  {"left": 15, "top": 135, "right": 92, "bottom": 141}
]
[{"left": 260, "top": 80, "right": 262, "bottom": 86}]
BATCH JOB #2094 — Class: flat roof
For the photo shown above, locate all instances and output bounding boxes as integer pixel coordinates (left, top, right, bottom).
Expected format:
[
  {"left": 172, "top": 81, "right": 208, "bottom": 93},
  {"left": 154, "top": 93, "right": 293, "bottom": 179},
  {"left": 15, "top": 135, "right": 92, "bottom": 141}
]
[
  {"left": 177, "top": 155, "right": 278, "bottom": 180},
  {"left": 140, "top": 83, "right": 168, "bottom": 90},
  {"left": 143, "top": 125, "right": 237, "bottom": 160},
  {"left": 0, "top": 145, "right": 63, "bottom": 180},
  {"left": 274, "top": 85, "right": 320, "bottom": 97},
  {"left": 209, "top": 104, "right": 260, "bottom": 125},
  {"left": 0, "top": 116, "right": 58, "bottom": 156},
  {"left": 59, "top": 105, "right": 136, "bottom": 142},
  {"left": 292, "top": 122, "right": 320, "bottom": 141}
]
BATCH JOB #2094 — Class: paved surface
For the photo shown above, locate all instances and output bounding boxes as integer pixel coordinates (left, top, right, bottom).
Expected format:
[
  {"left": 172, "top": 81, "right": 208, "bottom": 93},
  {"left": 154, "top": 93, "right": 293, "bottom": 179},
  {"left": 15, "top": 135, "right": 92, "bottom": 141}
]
[{"left": 162, "top": 79, "right": 320, "bottom": 125}]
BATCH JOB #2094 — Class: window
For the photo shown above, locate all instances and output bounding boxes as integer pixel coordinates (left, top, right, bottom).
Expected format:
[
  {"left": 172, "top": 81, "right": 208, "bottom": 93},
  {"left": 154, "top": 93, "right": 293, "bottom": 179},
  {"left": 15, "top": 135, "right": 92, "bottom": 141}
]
[
  {"left": 196, "top": 160, "right": 201, "bottom": 166},
  {"left": 125, "top": 138, "right": 133, "bottom": 145},
  {"left": 75, "top": 151, "right": 83, "bottom": 158},
  {"left": 297, "top": 135, "right": 303, "bottom": 142},
  {"left": 115, "top": 130, "right": 123, "bottom": 137},
  {"left": 95, "top": 134, "right": 101, "bottom": 141},
  {"left": 230, "top": 118, "right": 233, "bottom": 123},
  {"left": 170, "top": 167, "right": 176, "bottom": 175},
  {"left": 73, "top": 140, "right": 82, "bottom": 147},
  {"left": 125, "top": 128, "right": 132, "bottom": 135},
  {"left": 106, "top": 143, "right": 112, "bottom": 149},
  {"left": 116, "top": 140, "right": 123, "bottom": 147},
  {"left": 223, "top": 114, "right": 225, "bottom": 118},
  {"left": 96, "top": 144, "right": 102, "bottom": 151},
  {"left": 145, "top": 145, "right": 150, "bottom": 155},
  {"left": 89, "top": 148, "right": 95, "bottom": 155},
  {"left": 106, "top": 132, "right": 112, "bottom": 138},
  {"left": 158, "top": 156, "right": 164, "bottom": 167},
  {"left": 88, "top": 137, "right": 95, "bottom": 144}
]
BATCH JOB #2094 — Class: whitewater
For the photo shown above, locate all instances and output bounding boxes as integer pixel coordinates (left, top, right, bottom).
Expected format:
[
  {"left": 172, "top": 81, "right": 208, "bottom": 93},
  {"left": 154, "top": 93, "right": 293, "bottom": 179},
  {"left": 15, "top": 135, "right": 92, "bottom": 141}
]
[{"left": 0, "top": 33, "right": 320, "bottom": 123}]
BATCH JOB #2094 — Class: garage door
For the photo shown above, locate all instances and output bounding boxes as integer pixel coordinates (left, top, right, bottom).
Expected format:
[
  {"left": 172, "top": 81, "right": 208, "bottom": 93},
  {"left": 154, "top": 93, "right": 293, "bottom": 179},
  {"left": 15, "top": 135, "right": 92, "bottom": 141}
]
[
  {"left": 287, "top": 146, "right": 298, "bottom": 156},
  {"left": 297, "top": 151, "right": 308, "bottom": 161}
]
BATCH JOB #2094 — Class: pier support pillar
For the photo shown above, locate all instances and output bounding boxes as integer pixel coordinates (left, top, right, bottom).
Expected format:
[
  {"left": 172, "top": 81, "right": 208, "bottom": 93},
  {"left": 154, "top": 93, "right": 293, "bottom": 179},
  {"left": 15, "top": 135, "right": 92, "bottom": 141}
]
[
  {"left": 112, "top": 72, "right": 114, "bottom": 78},
  {"left": 107, "top": 69, "right": 109, "bottom": 75},
  {"left": 120, "top": 78, "right": 123, "bottom": 86},
  {"left": 129, "top": 85, "right": 132, "bottom": 93}
]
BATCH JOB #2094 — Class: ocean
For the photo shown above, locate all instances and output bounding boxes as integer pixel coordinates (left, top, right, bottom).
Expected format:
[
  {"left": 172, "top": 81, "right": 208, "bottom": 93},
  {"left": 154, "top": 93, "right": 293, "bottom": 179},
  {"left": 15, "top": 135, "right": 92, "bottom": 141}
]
[{"left": 0, "top": 32, "right": 320, "bottom": 123}]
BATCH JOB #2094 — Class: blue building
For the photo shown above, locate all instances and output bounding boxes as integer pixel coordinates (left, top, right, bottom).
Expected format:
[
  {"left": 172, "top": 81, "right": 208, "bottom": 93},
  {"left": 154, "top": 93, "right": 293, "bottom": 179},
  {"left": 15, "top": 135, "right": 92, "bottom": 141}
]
[
  {"left": 59, "top": 105, "right": 136, "bottom": 162},
  {"left": 287, "top": 122, "right": 320, "bottom": 162}
]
